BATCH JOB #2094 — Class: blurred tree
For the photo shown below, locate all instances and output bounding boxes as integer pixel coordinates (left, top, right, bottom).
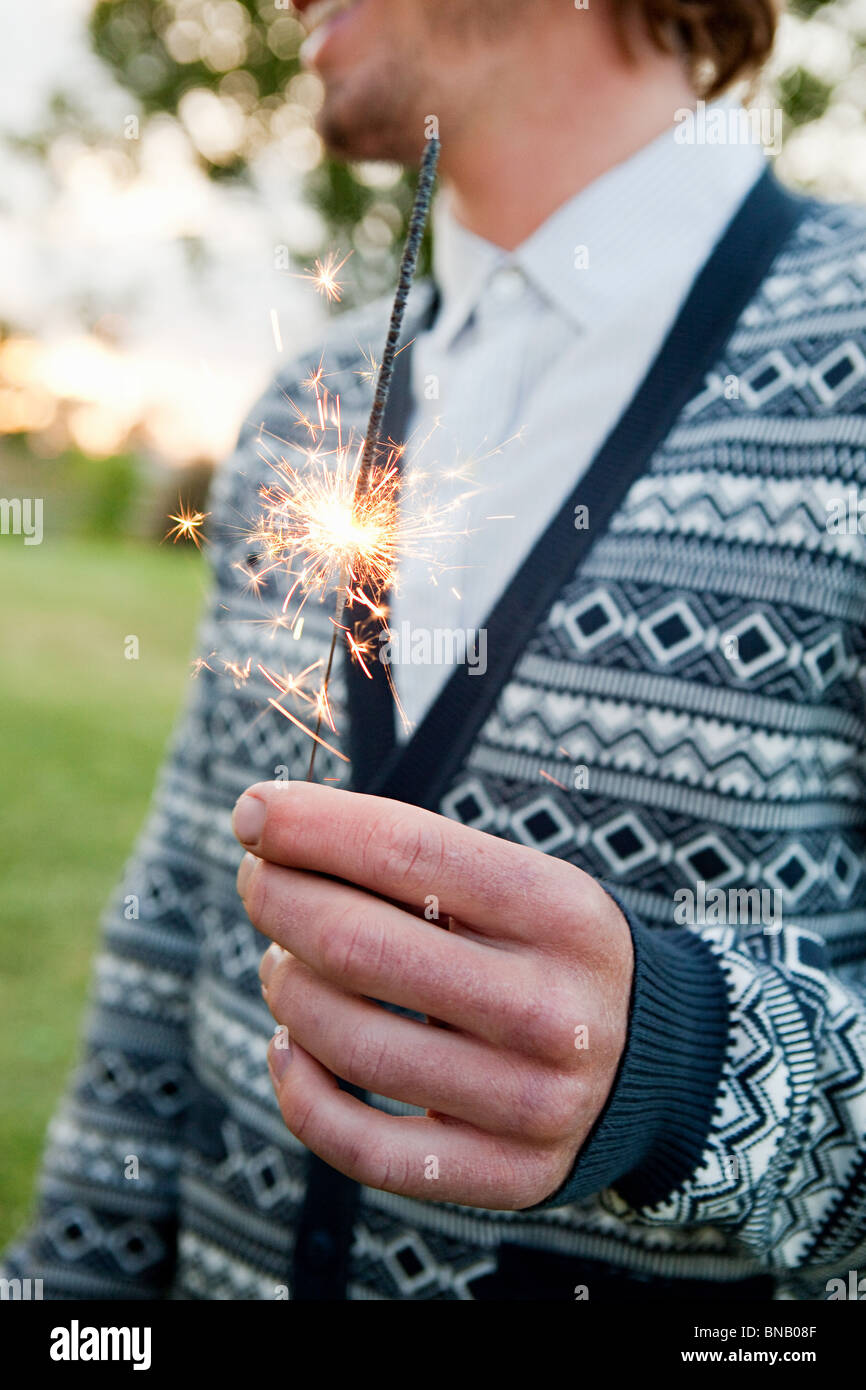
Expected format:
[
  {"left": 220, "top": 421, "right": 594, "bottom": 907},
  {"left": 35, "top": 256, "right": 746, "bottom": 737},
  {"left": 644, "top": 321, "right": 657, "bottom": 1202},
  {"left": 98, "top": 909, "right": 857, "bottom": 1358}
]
[{"left": 779, "top": 0, "right": 837, "bottom": 130}]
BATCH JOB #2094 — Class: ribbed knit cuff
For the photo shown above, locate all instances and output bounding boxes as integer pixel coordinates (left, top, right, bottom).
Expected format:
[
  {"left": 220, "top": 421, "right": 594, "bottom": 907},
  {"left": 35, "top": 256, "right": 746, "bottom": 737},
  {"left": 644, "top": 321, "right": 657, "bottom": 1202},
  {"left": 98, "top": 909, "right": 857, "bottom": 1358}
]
[{"left": 530, "top": 890, "right": 730, "bottom": 1212}]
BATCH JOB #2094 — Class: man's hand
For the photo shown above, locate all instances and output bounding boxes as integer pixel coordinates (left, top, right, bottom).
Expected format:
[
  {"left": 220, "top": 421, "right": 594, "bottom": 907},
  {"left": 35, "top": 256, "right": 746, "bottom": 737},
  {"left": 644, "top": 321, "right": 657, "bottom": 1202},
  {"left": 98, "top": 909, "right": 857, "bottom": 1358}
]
[{"left": 232, "top": 781, "right": 633, "bottom": 1211}]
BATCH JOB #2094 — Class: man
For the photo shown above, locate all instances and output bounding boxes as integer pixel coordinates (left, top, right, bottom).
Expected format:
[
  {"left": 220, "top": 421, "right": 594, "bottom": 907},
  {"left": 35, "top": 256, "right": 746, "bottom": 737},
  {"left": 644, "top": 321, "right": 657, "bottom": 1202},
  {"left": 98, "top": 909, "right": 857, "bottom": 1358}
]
[{"left": 6, "top": 0, "right": 866, "bottom": 1300}]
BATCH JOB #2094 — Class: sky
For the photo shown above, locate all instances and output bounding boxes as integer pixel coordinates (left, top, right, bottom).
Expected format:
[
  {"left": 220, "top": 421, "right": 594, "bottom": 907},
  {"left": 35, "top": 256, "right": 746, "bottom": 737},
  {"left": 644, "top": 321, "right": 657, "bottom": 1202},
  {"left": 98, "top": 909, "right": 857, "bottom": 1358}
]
[{"left": 0, "top": 0, "right": 326, "bottom": 461}]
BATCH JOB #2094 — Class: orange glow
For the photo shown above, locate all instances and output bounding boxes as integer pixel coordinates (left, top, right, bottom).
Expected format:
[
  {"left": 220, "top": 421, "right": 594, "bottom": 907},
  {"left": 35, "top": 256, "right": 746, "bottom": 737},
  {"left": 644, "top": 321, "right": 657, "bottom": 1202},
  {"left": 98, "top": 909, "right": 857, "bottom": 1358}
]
[{"left": 166, "top": 503, "right": 210, "bottom": 549}]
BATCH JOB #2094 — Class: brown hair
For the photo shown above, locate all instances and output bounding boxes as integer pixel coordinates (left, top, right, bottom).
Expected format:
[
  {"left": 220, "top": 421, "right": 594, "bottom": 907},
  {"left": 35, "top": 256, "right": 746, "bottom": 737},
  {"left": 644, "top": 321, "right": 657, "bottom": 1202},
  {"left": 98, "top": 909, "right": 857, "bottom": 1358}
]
[{"left": 616, "top": 1, "right": 781, "bottom": 97}]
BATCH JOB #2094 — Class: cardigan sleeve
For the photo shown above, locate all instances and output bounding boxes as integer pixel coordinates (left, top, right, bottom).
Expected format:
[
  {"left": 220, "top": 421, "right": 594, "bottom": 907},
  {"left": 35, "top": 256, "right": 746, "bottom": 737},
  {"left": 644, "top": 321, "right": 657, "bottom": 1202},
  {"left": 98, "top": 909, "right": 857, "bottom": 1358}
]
[
  {"left": 0, "top": 373, "right": 298, "bottom": 1299},
  {"left": 533, "top": 888, "right": 866, "bottom": 1276},
  {"left": 0, "top": 654, "right": 213, "bottom": 1296}
]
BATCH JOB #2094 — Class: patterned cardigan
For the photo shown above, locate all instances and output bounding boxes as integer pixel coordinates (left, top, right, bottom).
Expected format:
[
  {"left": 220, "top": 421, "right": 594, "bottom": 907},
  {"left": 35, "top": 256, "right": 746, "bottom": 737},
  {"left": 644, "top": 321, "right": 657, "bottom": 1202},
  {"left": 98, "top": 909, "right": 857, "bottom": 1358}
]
[{"left": 5, "top": 173, "right": 866, "bottom": 1301}]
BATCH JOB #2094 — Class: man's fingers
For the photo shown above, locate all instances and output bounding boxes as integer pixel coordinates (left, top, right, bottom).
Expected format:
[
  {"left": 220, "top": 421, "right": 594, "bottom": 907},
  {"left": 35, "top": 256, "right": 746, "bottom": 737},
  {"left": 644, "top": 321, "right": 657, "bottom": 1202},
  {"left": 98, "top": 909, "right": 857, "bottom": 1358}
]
[
  {"left": 267, "top": 1036, "right": 568, "bottom": 1209},
  {"left": 261, "top": 950, "right": 584, "bottom": 1141},
  {"left": 243, "top": 860, "right": 577, "bottom": 1059},
  {"left": 232, "top": 780, "right": 597, "bottom": 946}
]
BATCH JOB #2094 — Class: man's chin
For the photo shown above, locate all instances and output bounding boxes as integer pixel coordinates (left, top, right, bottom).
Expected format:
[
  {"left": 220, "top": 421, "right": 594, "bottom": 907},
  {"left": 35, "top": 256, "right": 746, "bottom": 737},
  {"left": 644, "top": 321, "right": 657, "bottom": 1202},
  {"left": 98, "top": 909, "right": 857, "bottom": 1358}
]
[{"left": 317, "top": 102, "right": 425, "bottom": 165}]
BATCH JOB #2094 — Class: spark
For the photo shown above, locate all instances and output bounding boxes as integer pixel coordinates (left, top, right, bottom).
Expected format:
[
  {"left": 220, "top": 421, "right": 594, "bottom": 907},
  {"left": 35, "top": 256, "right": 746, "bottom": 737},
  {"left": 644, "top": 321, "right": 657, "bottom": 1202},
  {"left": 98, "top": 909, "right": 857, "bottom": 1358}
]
[
  {"left": 355, "top": 345, "right": 380, "bottom": 388},
  {"left": 232, "top": 560, "right": 268, "bottom": 597},
  {"left": 166, "top": 503, "right": 210, "bottom": 549},
  {"left": 211, "top": 417, "right": 459, "bottom": 767},
  {"left": 203, "top": 141, "right": 443, "bottom": 780},
  {"left": 258, "top": 660, "right": 323, "bottom": 704},
  {"left": 300, "top": 250, "right": 352, "bottom": 304},
  {"left": 255, "top": 443, "right": 401, "bottom": 599},
  {"left": 223, "top": 657, "right": 253, "bottom": 687},
  {"left": 540, "top": 770, "right": 569, "bottom": 791},
  {"left": 254, "top": 611, "right": 300, "bottom": 642},
  {"left": 316, "top": 679, "right": 337, "bottom": 733},
  {"left": 301, "top": 355, "right": 328, "bottom": 395},
  {"left": 540, "top": 750, "right": 577, "bottom": 792},
  {"left": 267, "top": 697, "right": 350, "bottom": 763},
  {"left": 346, "top": 629, "right": 373, "bottom": 679},
  {"left": 356, "top": 339, "right": 411, "bottom": 390},
  {"left": 245, "top": 417, "right": 464, "bottom": 650}
]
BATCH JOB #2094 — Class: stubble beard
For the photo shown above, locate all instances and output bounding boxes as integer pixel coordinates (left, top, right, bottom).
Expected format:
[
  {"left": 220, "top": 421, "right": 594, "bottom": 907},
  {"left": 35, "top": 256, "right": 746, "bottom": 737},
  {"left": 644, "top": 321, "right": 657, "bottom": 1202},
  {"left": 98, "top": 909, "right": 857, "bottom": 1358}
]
[
  {"left": 316, "top": 56, "right": 432, "bottom": 163},
  {"left": 313, "top": 0, "right": 530, "bottom": 163}
]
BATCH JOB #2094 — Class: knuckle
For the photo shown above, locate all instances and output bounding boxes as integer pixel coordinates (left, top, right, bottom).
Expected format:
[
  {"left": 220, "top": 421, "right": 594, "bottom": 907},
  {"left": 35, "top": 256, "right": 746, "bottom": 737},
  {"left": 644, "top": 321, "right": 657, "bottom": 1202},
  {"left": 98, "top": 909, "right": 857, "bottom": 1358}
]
[
  {"left": 512, "top": 1068, "right": 577, "bottom": 1142},
  {"left": 359, "top": 1142, "right": 411, "bottom": 1195},
  {"left": 319, "top": 904, "right": 386, "bottom": 983},
  {"left": 343, "top": 1025, "right": 389, "bottom": 1091},
  {"left": 369, "top": 811, "right": 446, "bottom": 894},
  {"left": 512, "top": 984, "right": 576, "bottom": 1061}
]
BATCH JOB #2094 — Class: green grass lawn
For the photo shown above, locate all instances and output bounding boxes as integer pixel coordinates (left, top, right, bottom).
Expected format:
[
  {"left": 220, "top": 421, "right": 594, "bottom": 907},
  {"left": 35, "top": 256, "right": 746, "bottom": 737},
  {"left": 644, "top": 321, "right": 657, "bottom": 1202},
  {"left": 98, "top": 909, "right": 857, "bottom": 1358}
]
[{"left": 0, "top": 539, "right": 205, "bottom": 1247}]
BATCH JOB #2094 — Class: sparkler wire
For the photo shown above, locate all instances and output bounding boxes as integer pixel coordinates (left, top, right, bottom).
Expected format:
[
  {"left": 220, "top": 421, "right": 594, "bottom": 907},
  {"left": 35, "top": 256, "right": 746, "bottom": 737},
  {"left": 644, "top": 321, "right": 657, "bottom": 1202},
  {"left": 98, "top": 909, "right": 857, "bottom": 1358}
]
[{"left": 305, "top": 136, "right": 442, "bottom": 781}]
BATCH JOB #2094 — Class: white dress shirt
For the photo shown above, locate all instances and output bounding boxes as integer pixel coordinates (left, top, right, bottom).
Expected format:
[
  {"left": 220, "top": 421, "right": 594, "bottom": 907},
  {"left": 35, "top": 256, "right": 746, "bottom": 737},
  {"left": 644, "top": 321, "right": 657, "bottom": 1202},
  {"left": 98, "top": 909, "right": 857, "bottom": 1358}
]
[{"left": 391, "top": 112, "right": 765, "bottom": 733}]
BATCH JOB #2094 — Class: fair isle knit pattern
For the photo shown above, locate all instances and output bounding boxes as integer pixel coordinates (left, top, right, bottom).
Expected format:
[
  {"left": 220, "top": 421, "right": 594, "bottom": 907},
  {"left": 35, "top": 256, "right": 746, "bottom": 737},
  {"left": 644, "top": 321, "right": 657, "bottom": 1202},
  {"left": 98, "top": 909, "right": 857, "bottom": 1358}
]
[{"left": 5, "top": 194, "right": 866, "bottom": 1301}]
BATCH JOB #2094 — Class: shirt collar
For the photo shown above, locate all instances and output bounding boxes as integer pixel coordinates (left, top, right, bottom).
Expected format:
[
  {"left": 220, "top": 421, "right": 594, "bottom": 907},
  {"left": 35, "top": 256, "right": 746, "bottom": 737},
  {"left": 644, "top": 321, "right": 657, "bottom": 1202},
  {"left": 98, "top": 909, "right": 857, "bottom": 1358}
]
[
  {"left": 430, "top": 195, "right": 504, "bottom": 347},
  {"left": 431, "top": 99, "right": 766, "bottom": 347}
]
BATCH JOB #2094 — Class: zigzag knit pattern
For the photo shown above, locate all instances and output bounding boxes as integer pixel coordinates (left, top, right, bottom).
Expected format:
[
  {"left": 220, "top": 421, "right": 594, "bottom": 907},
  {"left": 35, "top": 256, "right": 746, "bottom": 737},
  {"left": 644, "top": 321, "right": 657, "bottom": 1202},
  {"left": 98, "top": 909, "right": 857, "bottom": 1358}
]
[{"left": 4, "top": 196, "right": 866, "bottom": 1300}]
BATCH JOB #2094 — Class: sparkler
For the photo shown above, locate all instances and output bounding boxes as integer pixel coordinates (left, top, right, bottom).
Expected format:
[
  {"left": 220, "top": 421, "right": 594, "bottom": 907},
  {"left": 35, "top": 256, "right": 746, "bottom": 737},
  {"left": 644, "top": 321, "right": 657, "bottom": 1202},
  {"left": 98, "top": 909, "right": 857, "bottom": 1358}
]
[
  {"left": 192, "top": 138, "right": 518, "bottom": 779},
  {"left": 306, "top": 136, "right": 440, "bottom": 779},
  {"left": 242, "top": 138, "right": 442, "bottom": 781}
]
